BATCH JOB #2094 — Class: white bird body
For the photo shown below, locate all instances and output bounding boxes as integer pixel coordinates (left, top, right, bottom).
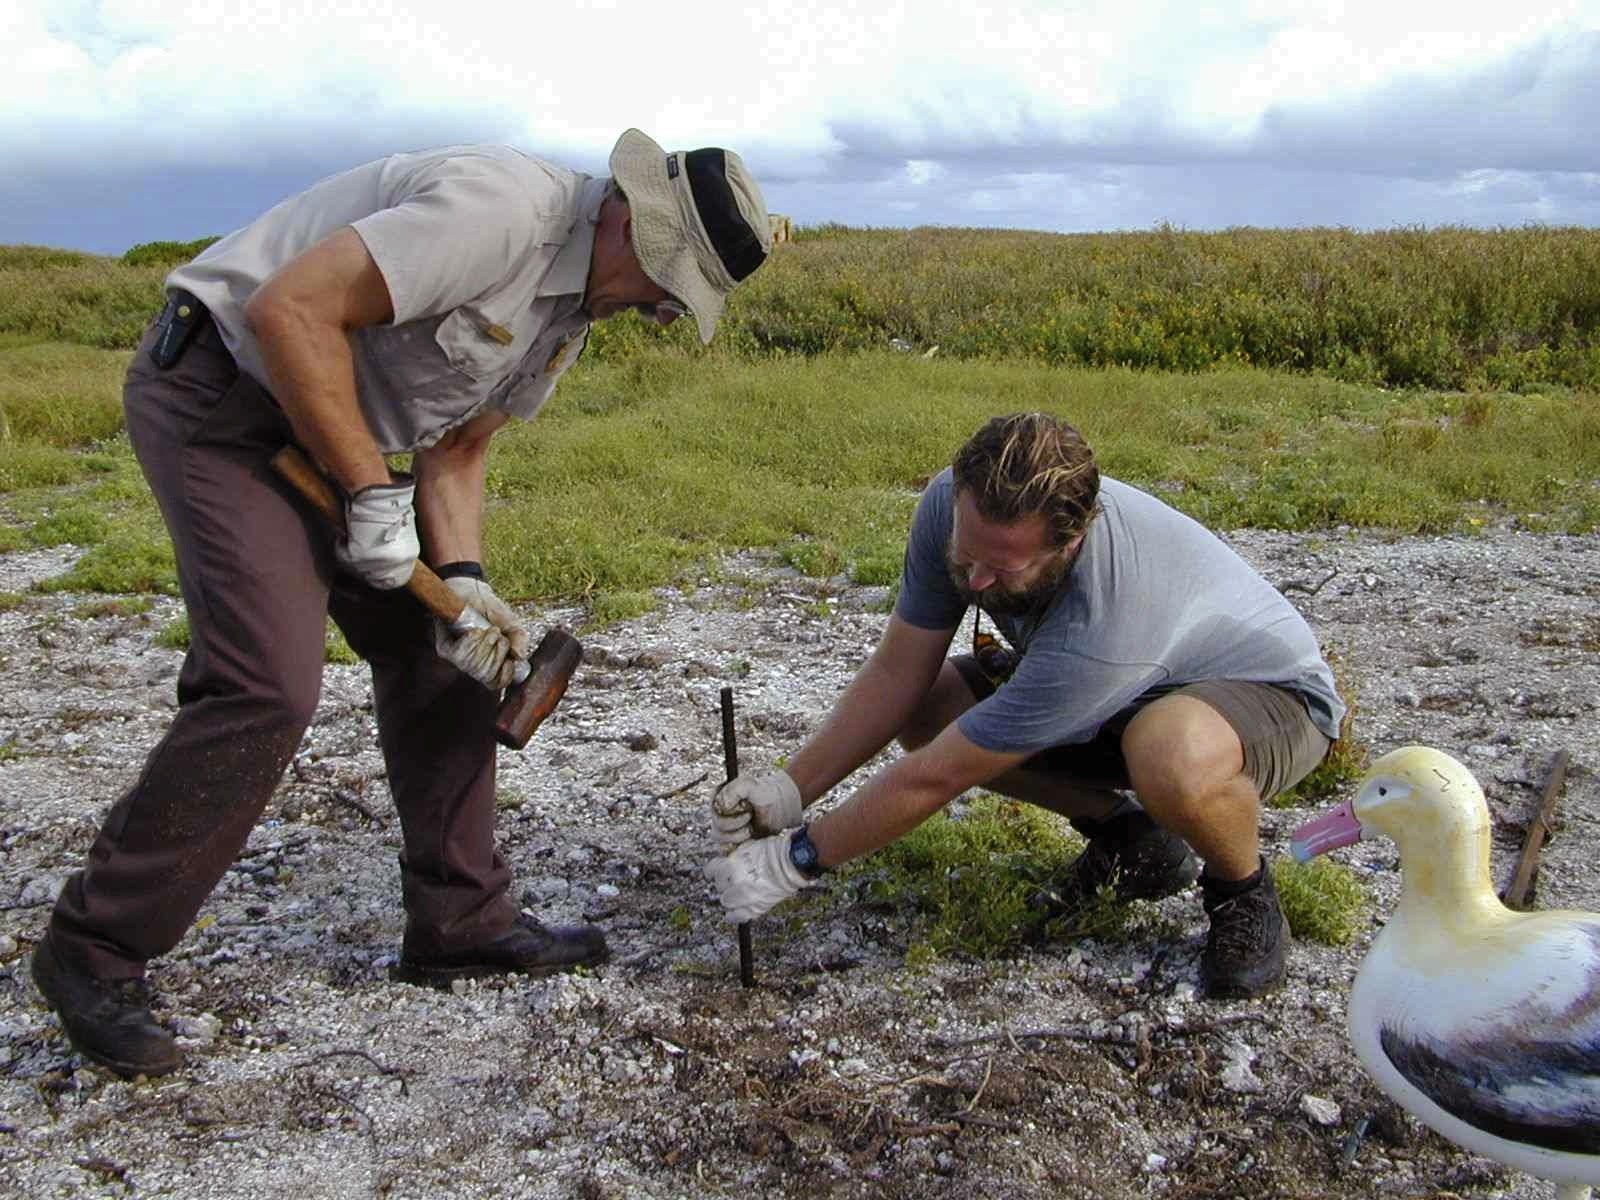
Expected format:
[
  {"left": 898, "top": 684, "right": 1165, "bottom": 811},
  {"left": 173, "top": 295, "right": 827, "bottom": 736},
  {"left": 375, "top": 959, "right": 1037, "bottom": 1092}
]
[{"left": 1292, "top": 746, "right": 1600, "bottom": 1198}]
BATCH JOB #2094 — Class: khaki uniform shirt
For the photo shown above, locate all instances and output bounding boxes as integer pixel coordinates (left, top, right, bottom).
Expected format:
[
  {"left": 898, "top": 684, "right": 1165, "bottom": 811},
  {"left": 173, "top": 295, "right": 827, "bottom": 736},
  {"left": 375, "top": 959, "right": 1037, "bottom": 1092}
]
[{"left": 168, "top": 145, "right": 604, "bottom": 452}]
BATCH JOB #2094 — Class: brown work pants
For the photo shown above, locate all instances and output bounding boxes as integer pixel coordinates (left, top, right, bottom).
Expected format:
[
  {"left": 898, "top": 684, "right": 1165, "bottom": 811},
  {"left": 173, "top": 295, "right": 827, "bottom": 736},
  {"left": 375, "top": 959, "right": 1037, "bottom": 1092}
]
[{"left": 48, "top": 319, "right": 517, "bottom": 980}]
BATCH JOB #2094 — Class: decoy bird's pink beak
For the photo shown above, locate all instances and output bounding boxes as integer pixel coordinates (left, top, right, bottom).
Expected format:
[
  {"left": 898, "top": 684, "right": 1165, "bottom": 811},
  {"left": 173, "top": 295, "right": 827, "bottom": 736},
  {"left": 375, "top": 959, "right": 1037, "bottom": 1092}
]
[{"left": 1290, "top": 799, "right": 1364, "bottom": 862}]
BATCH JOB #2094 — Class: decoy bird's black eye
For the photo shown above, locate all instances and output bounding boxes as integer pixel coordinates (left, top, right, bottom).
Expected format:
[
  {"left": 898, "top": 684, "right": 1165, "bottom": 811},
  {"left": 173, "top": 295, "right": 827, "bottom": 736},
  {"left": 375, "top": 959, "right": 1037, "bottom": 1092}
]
[{"left": 1377, "top": 787, "right": 1387, "bottom": 796}]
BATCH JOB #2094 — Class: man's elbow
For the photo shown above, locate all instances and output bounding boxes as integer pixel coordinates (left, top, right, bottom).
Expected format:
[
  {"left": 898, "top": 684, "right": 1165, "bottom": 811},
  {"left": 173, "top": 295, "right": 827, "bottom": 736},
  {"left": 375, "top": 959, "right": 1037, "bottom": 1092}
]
[
  {"left": 242, "top": 281, "right": 308, "bottom": 348},
  {"left": 894, "top": 753, "right": 966, "bottom": 818}
]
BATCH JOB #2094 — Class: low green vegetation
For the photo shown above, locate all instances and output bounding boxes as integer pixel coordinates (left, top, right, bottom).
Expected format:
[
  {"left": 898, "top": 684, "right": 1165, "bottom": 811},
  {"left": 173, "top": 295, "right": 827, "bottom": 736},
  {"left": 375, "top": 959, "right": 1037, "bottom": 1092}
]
[
  {"left": 120, "top": 237, "right": 222, "bottom": 269},
  {"left": 1276, "top": 856, "right": 1371, "bottom": 946},
  {"left": 834, "top": 793, "right": 1191, "bottom": 962},
  {"left": 0, "top": 227, "right": 1595, "bottom": 625},
  {"left": 830, "top": 793, "right": 1371, "bottom": 961},
  {"left": 0, "top": 342, "right": 129, "bottom": 446},
  {"left": 10, "top": 225, "right": 1599, "bottom": 391},
  {"left": 325, "top": 626, "right": 359, "bottom": 665},
  {"left": 155, "top": 614, "right": 189, "bottom": 649},
  {"left": 1, "top": 345, "right": 1595, "bottom": 618},
  {"left": 838, "top": 794, "right": 1080, "bottom": 961}
]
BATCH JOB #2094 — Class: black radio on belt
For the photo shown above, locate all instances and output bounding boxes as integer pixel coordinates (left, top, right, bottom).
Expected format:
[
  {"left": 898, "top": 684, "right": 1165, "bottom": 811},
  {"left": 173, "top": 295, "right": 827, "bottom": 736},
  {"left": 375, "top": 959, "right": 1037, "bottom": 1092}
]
[{"left": 148, "top": 289, "right": 209, "bottom": 369}]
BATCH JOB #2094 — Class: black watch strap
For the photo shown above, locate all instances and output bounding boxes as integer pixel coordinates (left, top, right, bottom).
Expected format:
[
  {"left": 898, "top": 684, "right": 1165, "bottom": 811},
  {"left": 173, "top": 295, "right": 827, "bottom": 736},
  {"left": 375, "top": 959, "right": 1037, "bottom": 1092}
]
[{"left": 434, "top": 560, "right": 485, "bottom": 581}]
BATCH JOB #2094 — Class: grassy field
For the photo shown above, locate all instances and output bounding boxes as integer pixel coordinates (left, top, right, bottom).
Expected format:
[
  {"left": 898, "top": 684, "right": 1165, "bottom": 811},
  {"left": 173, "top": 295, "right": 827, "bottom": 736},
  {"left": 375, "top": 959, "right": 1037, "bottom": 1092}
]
[{"left": 0, "top": 227, "right": 1596, "bottom": 616}]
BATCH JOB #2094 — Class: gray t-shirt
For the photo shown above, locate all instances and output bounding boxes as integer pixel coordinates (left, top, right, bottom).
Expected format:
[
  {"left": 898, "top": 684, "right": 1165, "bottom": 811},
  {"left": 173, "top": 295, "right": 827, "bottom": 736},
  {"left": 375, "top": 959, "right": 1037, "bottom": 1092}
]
[
  {"left": 168, "top": 145, "right": 603, "bottom": 453},
  {"left": 895, "top": 469, "right": 1345, "bottom": 755}
]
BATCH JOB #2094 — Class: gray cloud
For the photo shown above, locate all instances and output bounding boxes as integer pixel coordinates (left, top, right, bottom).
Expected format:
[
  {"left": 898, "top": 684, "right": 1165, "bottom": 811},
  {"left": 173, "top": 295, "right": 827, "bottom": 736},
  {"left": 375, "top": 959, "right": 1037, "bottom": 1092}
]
[
  {"left": 4, "top": 7, "right": 1597, "bottom": 252},
  {"left": 1254, "top": 30, "right": 1600, "bottom": 175}
]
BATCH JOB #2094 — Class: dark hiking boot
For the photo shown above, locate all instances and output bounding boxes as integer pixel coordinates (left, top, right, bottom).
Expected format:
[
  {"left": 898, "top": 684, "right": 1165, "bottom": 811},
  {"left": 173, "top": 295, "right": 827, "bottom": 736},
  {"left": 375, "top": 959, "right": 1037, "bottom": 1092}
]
[
  {"left": 393, "top": 914, "right": 609, "bottom": 987},
  {"left": 1200, "top": 857, "right": 1291, "bottom": 998},
  {"left": 1035, "top": 809, "right": 1200, "bottom": 915},
  {"left": 30, "top": 932, "right": 182, "bottom": 1078}
]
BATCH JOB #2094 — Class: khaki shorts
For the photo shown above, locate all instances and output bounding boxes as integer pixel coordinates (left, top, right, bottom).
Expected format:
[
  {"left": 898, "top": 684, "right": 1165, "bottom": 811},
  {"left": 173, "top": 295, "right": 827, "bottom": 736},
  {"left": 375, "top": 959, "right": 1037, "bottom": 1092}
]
[{"left": 952, "top": 657, "right": 1332, "bottom": 802}]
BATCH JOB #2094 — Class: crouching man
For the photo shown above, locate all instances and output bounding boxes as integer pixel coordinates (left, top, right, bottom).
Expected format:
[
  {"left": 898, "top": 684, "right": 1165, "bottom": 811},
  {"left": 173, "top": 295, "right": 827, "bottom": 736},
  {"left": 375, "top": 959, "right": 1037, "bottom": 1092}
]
[{"left": 705, "top": 412, "right": 1344, "bottom": 997}]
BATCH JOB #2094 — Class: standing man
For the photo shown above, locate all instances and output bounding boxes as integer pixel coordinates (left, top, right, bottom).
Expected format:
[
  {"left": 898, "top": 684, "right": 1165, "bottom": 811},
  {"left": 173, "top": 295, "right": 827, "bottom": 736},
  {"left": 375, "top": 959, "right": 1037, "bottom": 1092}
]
[
  {"left": 707, "top": 412, "right": 1344, "bottom": 998},
  {"left": 33, "top": 130, "right": 772, "bottom": 1078}
]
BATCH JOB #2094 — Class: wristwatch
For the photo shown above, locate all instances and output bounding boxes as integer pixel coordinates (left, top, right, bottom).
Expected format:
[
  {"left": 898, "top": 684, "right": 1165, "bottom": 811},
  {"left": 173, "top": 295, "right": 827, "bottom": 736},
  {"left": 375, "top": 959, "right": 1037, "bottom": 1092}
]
[{"left": 788, "top": 825, "right": 826, "bottom": 879}]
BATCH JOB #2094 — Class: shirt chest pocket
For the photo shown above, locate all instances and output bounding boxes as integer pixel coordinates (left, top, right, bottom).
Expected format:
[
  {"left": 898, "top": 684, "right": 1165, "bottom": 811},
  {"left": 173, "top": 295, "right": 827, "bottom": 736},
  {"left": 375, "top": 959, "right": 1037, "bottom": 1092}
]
[
  {"left": 435, "top": 307, "right": 526, "bottom": 380},
  {"left": 497, "top": 328, "right": 589, "bottom": 420}
]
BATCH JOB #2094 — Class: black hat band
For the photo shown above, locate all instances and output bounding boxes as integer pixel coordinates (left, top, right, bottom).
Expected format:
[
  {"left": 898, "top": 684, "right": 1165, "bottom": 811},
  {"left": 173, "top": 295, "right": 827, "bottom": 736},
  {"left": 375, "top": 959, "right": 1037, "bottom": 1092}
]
[{"left": 685, "top": 148, "right": 766, "bottom": 283}]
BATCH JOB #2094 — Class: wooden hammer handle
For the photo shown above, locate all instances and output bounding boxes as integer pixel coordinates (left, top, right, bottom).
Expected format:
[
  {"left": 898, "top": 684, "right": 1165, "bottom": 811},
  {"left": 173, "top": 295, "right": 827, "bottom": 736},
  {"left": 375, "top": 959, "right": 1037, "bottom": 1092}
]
[
  {"left": 270, "top": 444, "right": 579, "bottom": 750},
  {"left": 269, "top": 445, "right": 467, "bottom": 625}
]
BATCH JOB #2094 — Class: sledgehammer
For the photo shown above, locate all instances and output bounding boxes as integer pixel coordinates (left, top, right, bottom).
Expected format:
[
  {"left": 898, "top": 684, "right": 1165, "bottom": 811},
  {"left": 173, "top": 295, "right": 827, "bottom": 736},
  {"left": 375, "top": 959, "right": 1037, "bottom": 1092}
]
[{"left": 270, "top": 444, "right": 580, "bottom": 749}]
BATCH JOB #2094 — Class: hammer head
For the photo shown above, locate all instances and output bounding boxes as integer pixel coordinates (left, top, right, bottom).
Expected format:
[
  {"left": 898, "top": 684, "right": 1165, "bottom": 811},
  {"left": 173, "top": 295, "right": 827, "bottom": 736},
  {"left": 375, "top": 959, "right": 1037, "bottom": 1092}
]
[{"left": 494, "top": 628, "right": 583, "bottom": 749}]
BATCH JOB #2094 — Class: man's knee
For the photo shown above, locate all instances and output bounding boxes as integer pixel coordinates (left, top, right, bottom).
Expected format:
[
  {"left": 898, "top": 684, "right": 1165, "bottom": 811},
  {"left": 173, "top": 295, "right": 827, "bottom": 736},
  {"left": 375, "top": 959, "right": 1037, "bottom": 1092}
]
[{"left": 1122, "top": 695, "right": 1247, "bottom": 810}]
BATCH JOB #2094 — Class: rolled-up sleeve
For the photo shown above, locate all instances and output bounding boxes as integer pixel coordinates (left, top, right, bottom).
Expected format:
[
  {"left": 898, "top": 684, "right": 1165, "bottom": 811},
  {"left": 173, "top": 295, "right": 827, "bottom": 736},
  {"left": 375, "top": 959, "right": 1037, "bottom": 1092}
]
[{"left": 352, "top": 154, "right": 555, "bottom": 323}]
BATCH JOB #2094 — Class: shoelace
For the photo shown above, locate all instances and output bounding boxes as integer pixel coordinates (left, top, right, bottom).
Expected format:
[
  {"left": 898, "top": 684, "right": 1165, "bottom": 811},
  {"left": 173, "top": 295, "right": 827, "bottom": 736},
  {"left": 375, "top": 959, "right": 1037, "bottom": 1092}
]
[{"left": 1207, "top": 892, "right": 1273, "bottom": 953}]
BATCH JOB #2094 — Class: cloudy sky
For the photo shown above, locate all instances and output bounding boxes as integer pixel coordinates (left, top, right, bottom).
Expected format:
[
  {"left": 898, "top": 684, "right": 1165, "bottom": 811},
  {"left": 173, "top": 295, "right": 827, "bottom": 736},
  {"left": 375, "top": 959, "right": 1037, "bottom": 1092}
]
[{"left": 6, "top": 1, "right": 1598, "bottom": 254}]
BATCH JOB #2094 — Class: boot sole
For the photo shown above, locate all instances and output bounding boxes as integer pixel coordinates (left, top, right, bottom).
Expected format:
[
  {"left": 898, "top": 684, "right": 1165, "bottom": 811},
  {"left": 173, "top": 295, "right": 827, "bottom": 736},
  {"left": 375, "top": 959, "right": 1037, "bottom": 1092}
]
[
  {"left": 1116, "top": 851, "right": 1202, "bottom": 901},
  {"left": 61, "top": 1043, "right": 182, "bottom": 1079},
  {"left": 389, "top": 951, "right": 609, "bottom": 988},
  {"left": 1037, "top": 850, "right": 1203, "bottom": 915}
]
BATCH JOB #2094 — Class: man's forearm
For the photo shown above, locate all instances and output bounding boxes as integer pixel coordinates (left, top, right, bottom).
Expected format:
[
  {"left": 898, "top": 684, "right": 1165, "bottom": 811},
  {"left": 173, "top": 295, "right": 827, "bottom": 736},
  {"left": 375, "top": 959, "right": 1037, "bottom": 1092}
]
[
  {"left": 785, "top": 655, "right": 933, "bottom": 804},
  {"left": 244, "top": 227, "right": 398, "bottom": 493},
  {"left": 414, "top": 448, "right": 488, "bottom": 565},
  {"left": 806, "top": 720, "right": 1027, "bottom": 870},
  {"left": 412, "top": 413, "right": 507, "bottom": 565},
  {"left": 253, "top": 313, "right": 391, "bottom": 492},
  {"left": 807, "top": 754, "right": 954, "bottom": 865}
]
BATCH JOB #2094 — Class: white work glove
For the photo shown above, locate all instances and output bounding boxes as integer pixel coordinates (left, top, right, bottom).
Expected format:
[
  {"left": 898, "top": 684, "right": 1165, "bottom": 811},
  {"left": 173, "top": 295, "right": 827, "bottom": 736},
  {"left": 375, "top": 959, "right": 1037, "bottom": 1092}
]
[
  {"left": 336, "top": 476, "right": 419, "bottom": 590},
  {"left": 432, "top": 576, "right": 533, "bottom": 690},
  {"left": 711, "top": 770, "right": 803, "bottom": 848},
  {"left": 703, "top": 829, "right": 813, "bottom": 924}
]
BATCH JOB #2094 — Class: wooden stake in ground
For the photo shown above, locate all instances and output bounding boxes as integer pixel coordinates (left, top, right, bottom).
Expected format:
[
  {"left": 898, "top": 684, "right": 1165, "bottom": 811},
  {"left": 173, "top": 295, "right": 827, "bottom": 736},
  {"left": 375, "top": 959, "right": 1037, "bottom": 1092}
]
[
  {"left": 1501, "top": 749, "right": 1570, "bottom": 911},
  {"left": 720, "top": 686, "right": 755, "bottom": 987}
]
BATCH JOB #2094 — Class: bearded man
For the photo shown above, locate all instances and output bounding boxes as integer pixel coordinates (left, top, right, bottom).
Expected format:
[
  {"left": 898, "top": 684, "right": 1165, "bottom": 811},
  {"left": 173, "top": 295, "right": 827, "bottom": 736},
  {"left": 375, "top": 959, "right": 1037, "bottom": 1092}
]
[{"left": 705, "top": 412, "right": 1344, "bottom": 997}]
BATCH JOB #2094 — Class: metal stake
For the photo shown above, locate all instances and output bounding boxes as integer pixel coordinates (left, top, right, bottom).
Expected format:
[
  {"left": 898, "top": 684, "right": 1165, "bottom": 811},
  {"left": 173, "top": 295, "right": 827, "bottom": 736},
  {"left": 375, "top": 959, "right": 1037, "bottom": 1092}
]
[{"left": 720, "top": 686, "right": 755, "bottom": 988}]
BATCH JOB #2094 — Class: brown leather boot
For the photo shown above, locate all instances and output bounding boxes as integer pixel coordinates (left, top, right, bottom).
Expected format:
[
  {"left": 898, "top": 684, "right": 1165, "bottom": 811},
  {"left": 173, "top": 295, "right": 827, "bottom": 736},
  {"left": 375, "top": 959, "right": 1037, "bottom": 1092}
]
[
  {"left": 31, "top": 932, "right": 182, "bottom": 1078},
  {"left": 392, "top": 914, "right": 609, "bottom": 987}
]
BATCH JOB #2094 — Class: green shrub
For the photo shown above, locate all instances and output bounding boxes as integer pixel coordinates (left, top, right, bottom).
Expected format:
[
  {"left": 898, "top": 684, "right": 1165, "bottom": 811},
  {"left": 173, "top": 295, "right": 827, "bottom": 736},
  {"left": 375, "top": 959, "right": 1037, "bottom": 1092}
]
[
  {"left": 325, "top": 625, "right": 359, "bottom": 665},
  {"left": 120, "top": 237, "right": 221, "bottom": 268},
  {"left": 586, "top": 589, "right": 658, "bottom": 626},
  {"left": 1276, "top": 856, "right": 1371, "bottom": 946},
  {"left": 838, "top": 794, "right": 1081, "bottom": 959},
  {"left": 10, "top": 224, "right": 1600, "bottom": 383}
]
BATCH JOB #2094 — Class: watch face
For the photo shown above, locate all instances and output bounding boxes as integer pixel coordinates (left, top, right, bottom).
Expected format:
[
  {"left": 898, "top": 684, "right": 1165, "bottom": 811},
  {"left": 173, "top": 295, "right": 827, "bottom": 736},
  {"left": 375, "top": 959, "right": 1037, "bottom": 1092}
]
[{"left": 790, "top": 828, "right": 822, "bottom": 877}]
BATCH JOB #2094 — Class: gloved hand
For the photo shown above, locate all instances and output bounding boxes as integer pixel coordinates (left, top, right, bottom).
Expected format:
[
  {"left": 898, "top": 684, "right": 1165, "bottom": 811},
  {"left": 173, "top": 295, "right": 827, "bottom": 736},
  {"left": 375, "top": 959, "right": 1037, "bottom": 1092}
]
[
  {"left": 711, "top": 770, "right": 802, "bottom": 848},
  {"left": 703, "top": 829, "right": 813, "bottom": 923},
  {"left": 433, "top": 576, "right": 533, "bottom": 690},
  {"left": 336, "top": 476, "right": 419, "bottom": 590}
]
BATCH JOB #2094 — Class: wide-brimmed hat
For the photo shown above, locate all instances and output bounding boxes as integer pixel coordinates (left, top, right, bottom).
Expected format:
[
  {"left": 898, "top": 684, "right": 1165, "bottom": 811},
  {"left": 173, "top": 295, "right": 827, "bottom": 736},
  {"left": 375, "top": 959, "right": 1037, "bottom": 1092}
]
[{"left": 609, "top": 128, "right": 772, "bottom": 344}]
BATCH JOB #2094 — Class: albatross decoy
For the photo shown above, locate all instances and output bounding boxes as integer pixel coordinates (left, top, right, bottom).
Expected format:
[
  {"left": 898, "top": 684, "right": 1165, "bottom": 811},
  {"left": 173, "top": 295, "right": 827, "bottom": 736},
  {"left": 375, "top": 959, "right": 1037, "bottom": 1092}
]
[{"left": 1292, "top": 745, "right": 1600, "bottom": 1200}]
